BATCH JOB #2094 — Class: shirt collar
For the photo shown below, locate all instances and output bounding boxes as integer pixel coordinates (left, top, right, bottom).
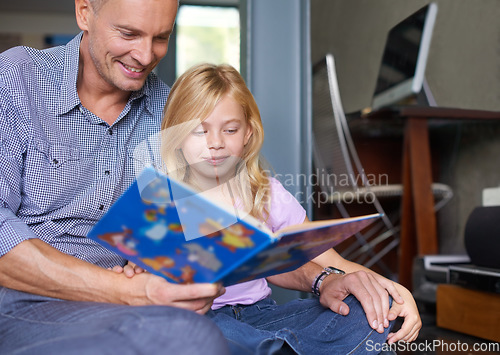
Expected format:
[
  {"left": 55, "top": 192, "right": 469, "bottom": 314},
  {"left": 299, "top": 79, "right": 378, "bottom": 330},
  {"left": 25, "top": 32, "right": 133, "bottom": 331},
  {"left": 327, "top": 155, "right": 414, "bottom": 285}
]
[
  {"left": 57, "top": 32, "right": 154, "bottom": 117},
  {"left": 130, "top": 74, "right": 154, "bottom": 115},
  {"left": 57, "top": 32, "right": 82, "bottom": 116}
]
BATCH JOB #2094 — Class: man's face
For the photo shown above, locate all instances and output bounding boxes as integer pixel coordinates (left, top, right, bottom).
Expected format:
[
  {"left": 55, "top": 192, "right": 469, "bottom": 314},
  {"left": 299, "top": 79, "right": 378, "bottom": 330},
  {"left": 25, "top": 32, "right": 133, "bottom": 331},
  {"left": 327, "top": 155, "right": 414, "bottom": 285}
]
[{"left": 79, "top": 0, "right": 178, "bottom": 92}]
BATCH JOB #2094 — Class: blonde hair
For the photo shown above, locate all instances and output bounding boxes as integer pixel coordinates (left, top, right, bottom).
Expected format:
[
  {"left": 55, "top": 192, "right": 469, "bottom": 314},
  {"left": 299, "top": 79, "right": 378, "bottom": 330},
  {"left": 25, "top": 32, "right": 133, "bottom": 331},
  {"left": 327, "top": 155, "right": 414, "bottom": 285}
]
[{"left": 160, "top": 63, "right": 270, "bottom": 221}]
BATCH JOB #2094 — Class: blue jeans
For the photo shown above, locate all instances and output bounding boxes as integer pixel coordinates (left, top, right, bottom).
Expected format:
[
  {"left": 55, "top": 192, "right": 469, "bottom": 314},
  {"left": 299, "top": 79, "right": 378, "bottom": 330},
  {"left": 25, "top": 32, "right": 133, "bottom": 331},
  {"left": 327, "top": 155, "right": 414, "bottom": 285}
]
[
  {"left": 206, "top": 295, "right": 394, "bottom": 355},
  {"left": 0, "top": 287, "right": 229, "bottom": 354}
]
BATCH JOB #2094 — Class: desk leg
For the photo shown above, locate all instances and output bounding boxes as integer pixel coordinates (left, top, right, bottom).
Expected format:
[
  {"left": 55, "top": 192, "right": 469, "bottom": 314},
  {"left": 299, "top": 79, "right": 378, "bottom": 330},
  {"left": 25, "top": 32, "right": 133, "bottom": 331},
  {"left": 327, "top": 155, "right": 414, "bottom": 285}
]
[
  {"left": 399, "top": 117, "right": 438, "bottom": 288},
  {"left": 400, "top": 130, "right": 417, "bottom": 288}
]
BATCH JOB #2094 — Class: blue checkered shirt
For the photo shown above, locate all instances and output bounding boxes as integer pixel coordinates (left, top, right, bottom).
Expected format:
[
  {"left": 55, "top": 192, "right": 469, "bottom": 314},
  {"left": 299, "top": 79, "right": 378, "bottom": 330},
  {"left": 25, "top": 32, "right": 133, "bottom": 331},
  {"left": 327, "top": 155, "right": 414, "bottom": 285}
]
[{"left": 0, "top": 33, "right": 170, "bottom": 268}]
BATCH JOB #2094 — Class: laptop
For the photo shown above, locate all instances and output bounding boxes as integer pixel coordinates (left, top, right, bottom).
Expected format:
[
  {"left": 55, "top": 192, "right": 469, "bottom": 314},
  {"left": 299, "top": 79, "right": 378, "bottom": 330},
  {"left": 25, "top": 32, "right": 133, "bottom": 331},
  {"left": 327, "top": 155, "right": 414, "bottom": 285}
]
[{"left": 366, "top": 3, "right": 438, "bottom": 113}]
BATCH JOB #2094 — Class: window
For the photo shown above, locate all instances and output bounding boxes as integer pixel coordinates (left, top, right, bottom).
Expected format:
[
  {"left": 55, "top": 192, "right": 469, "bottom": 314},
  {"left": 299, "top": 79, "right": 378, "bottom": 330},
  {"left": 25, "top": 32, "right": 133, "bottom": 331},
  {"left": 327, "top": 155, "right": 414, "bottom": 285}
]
[{"left": 176, "top": 5, "right": 240, "bottom": 78}]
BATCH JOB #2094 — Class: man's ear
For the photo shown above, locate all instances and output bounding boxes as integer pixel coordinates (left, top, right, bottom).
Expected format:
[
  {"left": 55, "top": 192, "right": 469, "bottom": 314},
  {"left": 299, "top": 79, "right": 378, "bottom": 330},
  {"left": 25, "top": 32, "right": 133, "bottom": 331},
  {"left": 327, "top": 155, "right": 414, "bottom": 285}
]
[{"left": 75, "top": 0, "right": 92, "bottom": 32}]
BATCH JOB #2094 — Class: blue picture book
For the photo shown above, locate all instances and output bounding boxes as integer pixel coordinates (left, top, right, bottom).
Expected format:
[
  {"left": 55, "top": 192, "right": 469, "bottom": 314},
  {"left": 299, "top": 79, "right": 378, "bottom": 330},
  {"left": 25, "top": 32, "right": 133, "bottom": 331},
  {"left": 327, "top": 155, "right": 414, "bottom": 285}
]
[{"left": 87, "top": 166, "right": 382, "bottom": 286}]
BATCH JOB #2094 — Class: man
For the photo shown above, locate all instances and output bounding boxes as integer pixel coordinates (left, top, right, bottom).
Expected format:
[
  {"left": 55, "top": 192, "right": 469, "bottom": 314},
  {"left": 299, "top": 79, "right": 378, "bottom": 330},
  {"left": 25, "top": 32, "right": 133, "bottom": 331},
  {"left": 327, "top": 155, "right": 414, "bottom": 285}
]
[
  {"left": 0, "top": 0, "right": 229, "bottom": 353},
  {"left": 0, "top": 0, "right": 420, "bottom": 353}
]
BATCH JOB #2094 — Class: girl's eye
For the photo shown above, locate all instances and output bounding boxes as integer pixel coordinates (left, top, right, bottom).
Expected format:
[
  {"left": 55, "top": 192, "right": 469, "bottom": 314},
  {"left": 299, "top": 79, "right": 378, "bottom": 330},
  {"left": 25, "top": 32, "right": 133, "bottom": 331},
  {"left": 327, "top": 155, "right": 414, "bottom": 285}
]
[
  {"left": 225, "top": 129, "right": 238, "bottom": 134},
  {"left": 192, "top": 130, "right": 206, "bottom": 136}
]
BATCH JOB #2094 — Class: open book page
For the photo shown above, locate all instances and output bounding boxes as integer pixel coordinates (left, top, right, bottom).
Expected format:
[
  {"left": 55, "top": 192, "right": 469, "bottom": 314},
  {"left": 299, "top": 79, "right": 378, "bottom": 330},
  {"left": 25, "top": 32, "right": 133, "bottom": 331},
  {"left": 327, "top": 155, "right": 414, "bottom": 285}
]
[
  {"left": 275, "top": 214, "right": 382, "bottom": 236},
  {"left": 137, "top": 167, "right": 272, "bottom": 241},
  {"left": 88, "top": 167, "right": 276, "bottom": 284},
  {"left": 88, "top": 167, "right": 382, "bottom": 286},
  {"left": 219, "top": 214, "right": 382, "bottom": 286}
]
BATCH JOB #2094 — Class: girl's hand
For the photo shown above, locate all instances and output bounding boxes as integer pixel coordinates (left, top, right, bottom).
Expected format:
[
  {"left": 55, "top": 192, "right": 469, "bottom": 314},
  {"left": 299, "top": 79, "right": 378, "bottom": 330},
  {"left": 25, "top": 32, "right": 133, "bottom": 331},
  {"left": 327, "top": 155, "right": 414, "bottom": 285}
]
[
  {"left": 361, "top": 272, "right": 421, "bottom": 343},
  {"left": 109, "top": 262, "right": 145, "bottom": 278},
  {"left": 386, "top": 284, "right": 421, "bottom": 344}
]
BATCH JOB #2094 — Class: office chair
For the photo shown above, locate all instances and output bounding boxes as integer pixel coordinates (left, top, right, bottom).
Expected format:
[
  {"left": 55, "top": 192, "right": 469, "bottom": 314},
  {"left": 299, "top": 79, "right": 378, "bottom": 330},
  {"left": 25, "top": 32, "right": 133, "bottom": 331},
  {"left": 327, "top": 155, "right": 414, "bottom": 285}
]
[{"left": 312, "top": 53, "right": 453, "bottom": 279}]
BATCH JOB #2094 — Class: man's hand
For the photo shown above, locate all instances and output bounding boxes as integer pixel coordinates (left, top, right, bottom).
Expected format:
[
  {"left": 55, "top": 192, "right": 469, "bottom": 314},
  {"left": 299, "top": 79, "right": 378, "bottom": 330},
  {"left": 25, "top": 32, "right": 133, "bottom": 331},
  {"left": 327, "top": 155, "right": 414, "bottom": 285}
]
[
  {"left": 109, "top": 262, "right": 144, "bottom": 278},
  {"left": 124, "top": 272, "right": 225, "bottom": 314},
  {"left": 310, "top": 247, "right": 421, "bottom": 341},
  {"left": 318, "top": 270, "right": 403, "bottom": 334},
  {"left": 0, "top": 239, "right": 224, "bottom": 315},
  {"left": 319, "top": 269, "right": 421, "bottom": 342},
  {"left": 110, "top": 262, "right": 225, "bottom": 314}
]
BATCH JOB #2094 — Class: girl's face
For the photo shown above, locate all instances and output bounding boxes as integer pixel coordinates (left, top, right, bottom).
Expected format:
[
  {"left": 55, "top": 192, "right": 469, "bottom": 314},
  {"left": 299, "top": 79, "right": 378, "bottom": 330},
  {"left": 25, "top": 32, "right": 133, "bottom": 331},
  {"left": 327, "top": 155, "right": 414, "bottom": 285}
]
[{"left": 180, "top": 94, "right": 253, "bottom": 187}]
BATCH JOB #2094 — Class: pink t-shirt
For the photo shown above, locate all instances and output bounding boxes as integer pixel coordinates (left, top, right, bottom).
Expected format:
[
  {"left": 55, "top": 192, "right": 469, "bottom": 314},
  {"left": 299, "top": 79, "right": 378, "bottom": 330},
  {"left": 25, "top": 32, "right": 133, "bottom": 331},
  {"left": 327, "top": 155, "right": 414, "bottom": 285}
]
[{"left": 211, "top": 177, "right": 307, "bottom": 310}]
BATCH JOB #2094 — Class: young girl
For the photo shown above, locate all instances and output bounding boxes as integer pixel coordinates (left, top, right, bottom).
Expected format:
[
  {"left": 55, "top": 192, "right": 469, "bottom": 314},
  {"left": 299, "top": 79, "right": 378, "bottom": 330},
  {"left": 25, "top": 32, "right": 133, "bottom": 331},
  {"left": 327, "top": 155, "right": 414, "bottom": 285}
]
[
  {"left": 154, "top": 63, "right": 421, "bottom": 353},
  {"left": 159, "top": 63, "right": 305, "bottom": 311}
]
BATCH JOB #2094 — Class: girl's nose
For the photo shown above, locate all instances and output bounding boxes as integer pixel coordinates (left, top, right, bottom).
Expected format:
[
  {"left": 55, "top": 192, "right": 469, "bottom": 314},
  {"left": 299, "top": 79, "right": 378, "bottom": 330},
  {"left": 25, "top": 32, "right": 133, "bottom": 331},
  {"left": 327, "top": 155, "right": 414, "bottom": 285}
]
[{"left": 207, "top": 132, "right": 224, "bottom": 149}]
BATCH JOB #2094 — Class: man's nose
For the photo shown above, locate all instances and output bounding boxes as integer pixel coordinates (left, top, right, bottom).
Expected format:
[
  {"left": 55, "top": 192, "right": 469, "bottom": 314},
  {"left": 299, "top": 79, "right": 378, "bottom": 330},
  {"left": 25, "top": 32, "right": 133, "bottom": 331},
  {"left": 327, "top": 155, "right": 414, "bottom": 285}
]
[{"left": 133, "top": 38, "right": 154, "bottom": 66}]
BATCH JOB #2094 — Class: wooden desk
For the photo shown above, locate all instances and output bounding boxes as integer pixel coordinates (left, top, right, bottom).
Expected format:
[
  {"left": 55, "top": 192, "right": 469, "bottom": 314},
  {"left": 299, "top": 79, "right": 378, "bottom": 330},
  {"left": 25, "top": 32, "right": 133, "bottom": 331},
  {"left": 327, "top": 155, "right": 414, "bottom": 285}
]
[
  {"left": 362, "top": 106, "right": 500, "bottom": 288},
  {"left": 437, "top": 284, "right": 500, "bottom": 342}
]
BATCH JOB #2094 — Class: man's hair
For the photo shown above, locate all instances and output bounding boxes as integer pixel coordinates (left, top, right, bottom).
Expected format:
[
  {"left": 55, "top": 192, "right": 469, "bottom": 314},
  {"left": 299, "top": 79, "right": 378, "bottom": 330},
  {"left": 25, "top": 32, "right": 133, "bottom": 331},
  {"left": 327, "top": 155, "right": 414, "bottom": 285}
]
[
  {"left": 89, "top": 0, "right": 179, "bottom": 12},
  {"left": 88, "top": 0, "right": 106, "bottom": 12}
]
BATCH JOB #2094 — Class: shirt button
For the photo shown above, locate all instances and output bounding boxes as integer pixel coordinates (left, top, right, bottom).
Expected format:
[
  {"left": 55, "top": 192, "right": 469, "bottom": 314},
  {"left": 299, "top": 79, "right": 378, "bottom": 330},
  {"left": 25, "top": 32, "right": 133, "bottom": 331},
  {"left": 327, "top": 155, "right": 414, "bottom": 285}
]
[
  {"left": 104, "top": 170, "right": 110, "bottom": 175},
  {"left": 99, "top": 204, "right": 105, "bottom": 210},
  {"left": 108, "top": 129, "right": 113, "bottom": 135},
  {"left": 52, "top": 159, "right": 59, "bottom": 165}
]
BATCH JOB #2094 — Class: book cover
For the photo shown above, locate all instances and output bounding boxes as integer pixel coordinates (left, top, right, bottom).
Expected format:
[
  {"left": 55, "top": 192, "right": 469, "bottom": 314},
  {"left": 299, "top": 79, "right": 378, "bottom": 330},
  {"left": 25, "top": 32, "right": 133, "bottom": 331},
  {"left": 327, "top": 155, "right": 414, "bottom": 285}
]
[{"left": 87, "top": 167, "right": 381, "bottom": 286}]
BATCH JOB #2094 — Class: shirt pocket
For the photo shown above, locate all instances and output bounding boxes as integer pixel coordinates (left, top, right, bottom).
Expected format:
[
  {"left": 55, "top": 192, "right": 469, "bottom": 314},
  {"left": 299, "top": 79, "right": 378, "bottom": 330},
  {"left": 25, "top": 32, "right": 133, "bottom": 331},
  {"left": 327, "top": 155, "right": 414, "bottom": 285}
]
[
  {"left": 127, "top": 145, "right": 147, "bottom": 180},
  {"left": 24, "top": 138, "right": 85, "bottom": 211},
  {"left": 35, "top": 139, "right": 80, "bottom": 168},
  {"left": 126, "top": 141, "right": 165, "bottom": 178}
]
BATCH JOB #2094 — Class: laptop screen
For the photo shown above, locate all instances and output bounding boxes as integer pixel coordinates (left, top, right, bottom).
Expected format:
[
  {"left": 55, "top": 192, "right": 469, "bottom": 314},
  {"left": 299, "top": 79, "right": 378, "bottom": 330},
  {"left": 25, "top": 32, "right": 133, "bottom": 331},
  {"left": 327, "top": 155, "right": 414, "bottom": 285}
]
[{"left": 371, "top": 3, "right": 438, "bottom": 110}]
